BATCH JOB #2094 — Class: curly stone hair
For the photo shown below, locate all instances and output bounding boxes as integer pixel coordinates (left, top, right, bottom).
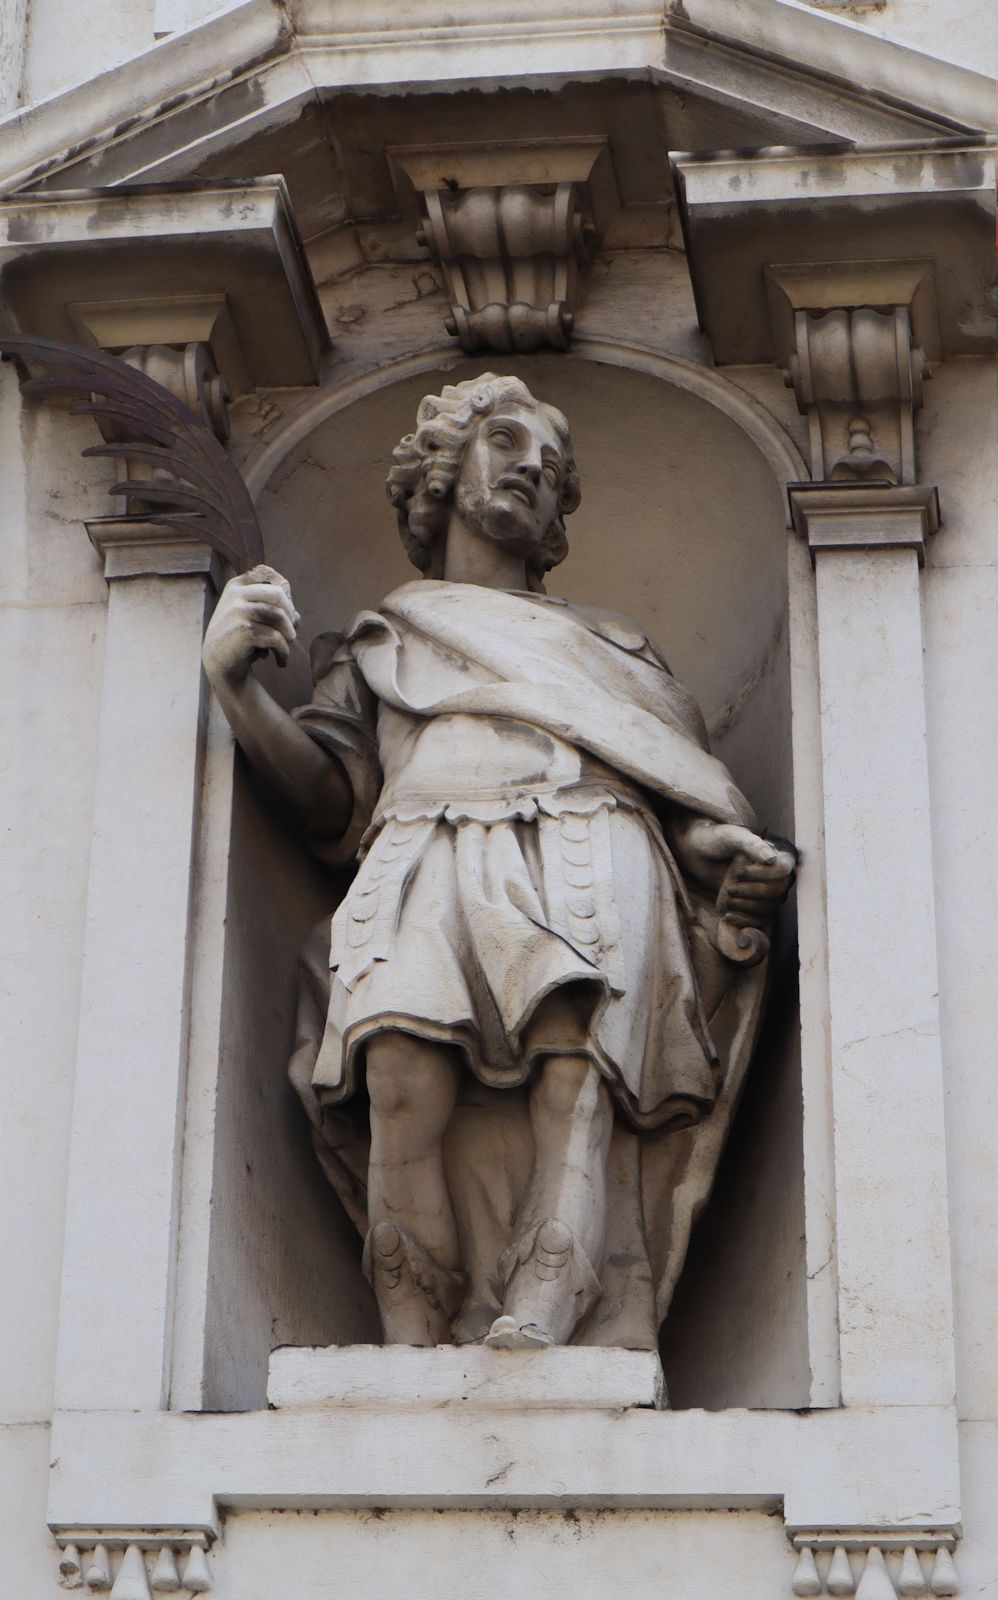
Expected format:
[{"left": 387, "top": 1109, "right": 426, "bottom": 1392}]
[{"left": 386, "top": 374, "right": 581, "bottom": 591}]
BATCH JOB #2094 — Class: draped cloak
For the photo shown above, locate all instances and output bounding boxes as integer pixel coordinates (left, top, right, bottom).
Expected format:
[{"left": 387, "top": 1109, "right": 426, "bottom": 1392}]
[{"left": 289, "top": 580, "right": 772, "bottom": 1350}]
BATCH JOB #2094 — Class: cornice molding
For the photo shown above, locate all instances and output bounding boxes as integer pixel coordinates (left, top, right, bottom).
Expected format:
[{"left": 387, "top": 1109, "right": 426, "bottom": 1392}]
[
  {"left": 659, "top": 0, "right": 992, "bottom": 131},
  {"left": 675, "top": 142, "right": 996, "bottom": 367},
  {"left": 0, "top": 0, "right": 990, "bottom": 199}
]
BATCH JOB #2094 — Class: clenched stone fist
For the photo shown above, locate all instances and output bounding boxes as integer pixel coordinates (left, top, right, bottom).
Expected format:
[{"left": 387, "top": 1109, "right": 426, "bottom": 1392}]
[{"left": 202, "top": 564, "right": 300, "bottom": 684}]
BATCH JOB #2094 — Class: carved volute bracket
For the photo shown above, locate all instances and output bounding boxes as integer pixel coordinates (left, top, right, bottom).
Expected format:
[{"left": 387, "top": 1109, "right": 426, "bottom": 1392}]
[
  {"left": 109, "top": 341, "right": 230, "bottom": 443},
  {"left": 70, "top": 296, "right": 246, "bottom": 446},
  {"left": 784, "top": 304, "right": 930, "bottom": 486},
  {"left": 388, "top": 137, "right": 616, "bottom": 354},
  {"left": 1, "top": 336, "right": 265, "bottom": 578},
  {"left": 92, "top": 341, "right": 231, "bottom": 529},
  {"left": 415, "top": 181, "right": 596, "bottom": 353},
  {"left": 54, "top": 299, "right": 242, "bottom": 539}
]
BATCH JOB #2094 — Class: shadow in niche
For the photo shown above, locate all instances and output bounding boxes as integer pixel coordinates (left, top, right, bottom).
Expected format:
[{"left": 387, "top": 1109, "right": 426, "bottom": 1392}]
[
  {"left": 660, "top": 904, "right": 809, "bottom": 1410},
  {"left": 201, "top": 742, "right": 379, "bottom": 1414}
]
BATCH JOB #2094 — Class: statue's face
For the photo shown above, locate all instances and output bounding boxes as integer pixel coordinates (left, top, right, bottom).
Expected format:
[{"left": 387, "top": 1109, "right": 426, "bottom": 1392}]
[{"left": 453, "top": 402, "right": 567, "bottom": 557}]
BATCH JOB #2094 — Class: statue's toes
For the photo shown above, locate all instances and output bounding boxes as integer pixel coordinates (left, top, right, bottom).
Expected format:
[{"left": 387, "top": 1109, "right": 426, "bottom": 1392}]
[{"left": 483, "top": 1315, "right": 554, "bottom": 1350}]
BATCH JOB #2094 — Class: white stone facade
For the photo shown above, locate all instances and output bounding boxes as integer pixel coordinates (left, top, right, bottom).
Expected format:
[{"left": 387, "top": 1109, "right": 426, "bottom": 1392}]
[{"left": 1, "top": 3, "right": 994, "bottom": 1597}]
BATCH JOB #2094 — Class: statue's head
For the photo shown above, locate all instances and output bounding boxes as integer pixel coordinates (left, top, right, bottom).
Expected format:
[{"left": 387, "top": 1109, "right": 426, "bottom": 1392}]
[{"left": 386, "top": 374, "right": 581, "bottom": 590}]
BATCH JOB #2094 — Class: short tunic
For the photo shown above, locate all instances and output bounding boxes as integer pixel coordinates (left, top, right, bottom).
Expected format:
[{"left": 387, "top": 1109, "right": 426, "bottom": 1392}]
[
  {"left": 288, "top": 583, "right": 773, "bottom": 1347},
  {"left": 297, "top": 660, "right": 720, "bottom": 1132}
]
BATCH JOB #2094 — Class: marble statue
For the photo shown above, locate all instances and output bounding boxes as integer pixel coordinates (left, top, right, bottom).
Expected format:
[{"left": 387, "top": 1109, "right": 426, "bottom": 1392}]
[{"left": 201, "top": 374, "right": 796, "bottom": 1352}]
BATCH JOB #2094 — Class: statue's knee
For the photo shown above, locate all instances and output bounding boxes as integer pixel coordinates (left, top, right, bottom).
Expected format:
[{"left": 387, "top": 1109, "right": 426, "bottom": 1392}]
[
  {"left": 533, "top": 1054, "right": 605, "bottom": 1122},
  {"left": 366, "top": 1032, "right": 457, "bottom": 1124},
  {"left": 365, "top": 1034, "right": 410, "bottom": 1117}
]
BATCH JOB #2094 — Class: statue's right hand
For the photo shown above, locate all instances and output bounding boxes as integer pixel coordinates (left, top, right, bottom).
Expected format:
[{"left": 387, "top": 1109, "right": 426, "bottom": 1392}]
[{"left": 201, "top": 564, "right": 300, "bottom": 683}]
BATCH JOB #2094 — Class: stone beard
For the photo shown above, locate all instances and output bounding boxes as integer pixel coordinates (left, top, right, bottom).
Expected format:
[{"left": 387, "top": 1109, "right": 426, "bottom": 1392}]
[{"left": 201, "top": 373, "right": 795, "bottom": 1357}]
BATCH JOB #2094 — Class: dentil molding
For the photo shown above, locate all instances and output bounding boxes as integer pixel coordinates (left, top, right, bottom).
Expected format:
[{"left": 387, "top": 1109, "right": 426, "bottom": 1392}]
[
  {"left": 56, "top": 1532, "right": 212, "bottom": 1596},
  {"left": 790, "top": 1532, "right": 960, "bottom": 1600}
]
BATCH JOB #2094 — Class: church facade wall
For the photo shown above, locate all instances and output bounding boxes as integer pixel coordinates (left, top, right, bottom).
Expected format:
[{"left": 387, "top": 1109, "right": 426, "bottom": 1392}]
[{"left": 0, "top": 4, "right": 994, "bottom": 1597}]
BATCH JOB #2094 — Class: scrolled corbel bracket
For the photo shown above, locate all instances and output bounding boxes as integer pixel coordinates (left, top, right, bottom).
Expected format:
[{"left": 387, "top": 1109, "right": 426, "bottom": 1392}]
[
  {"left": 789, "top": 1530, "right": 961, "bottom": 1600},
  {"left": 389, "top": 138, "right": 616, "bottom": 354},
  {"left": 766, "top": 263, "right": 938, "bottom": 487},
  {"left": 415, "top": 181, "right": 596, "bottom": 354},
  {"left": 69, "top": 297, "right": 246, "bottom": 446},
  {"left": 784, "top": 304, "right": 929, "bottom": 486}
]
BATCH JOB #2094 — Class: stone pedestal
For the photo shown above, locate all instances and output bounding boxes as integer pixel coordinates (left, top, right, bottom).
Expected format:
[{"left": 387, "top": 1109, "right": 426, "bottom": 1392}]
[{"left": 268, "top": 1345, "right": 667, "bottom": 1411}]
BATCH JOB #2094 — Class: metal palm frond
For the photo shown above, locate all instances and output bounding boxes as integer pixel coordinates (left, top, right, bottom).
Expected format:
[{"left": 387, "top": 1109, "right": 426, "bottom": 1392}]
[{"left": 0, "top": 335, "right": 264, "bottom": 570}]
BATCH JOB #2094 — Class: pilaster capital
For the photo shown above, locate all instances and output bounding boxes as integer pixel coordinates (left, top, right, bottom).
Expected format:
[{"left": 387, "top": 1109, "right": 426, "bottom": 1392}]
[
  {"left": 783, "top": 304, "right": 930, "bottom": 487},
  {"left": 86, "top": 515, "right": 222, "bottom": 587},
  {"left": 789, "top": 484, "right": 940, "bottom": 566},
  {"left": 0, "top": 179, "right": 329, "bottom": 386}
]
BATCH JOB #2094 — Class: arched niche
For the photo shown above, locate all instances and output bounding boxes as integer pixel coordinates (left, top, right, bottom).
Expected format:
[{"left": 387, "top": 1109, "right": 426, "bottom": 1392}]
[
  {"left": 248, "top": 345, "right": 800, "bottom": 827},
  {"left": 196, "top": 346, "right": 814, "bottom": 1410}
]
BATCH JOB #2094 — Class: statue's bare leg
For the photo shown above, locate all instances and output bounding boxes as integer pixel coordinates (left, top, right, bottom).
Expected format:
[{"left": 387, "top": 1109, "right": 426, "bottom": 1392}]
[
  {"left": 365, "top": 1030, "right": 463, "bottom": 1344},
  {"left": 487, "top": 1050, "right": 613, "bottom": 1349}
]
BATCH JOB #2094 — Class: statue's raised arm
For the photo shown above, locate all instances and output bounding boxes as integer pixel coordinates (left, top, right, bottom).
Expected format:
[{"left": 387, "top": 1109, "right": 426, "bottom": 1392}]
[{"left": 201, "top": 565, "right": 353, "bottom": 847}]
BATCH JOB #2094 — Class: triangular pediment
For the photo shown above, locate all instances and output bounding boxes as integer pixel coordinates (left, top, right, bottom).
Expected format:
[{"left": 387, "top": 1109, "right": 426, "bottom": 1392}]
[{"left": 0, "top": 0, "right": 991, "bottom": 251}]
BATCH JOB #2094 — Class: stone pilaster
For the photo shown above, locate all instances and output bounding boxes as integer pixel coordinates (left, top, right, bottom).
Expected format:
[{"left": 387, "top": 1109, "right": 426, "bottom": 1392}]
[
  {"left": 52, "top": 521, "right": 216, "bottom": 1415},
  {"left": 789, "top": 481, "right": 955, "bottom": 1411}
]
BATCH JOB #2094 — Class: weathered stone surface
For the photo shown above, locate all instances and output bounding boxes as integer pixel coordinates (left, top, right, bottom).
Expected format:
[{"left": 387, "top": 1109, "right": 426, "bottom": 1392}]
[{"left": 267, "top": 1343, "right": 666, "bottom": 1410}]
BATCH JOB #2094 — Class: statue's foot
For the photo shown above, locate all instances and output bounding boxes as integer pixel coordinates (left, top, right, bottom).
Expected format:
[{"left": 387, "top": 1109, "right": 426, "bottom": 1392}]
[
  {"left": 484, "top": 1315, "right": 554, "bottom": 1350},
  {"left": 364, "top": 1220, "right": 465, "bottom": 1346},
  {"left": 494, "top": 1218, "right": 602, "bottom": 1348}
]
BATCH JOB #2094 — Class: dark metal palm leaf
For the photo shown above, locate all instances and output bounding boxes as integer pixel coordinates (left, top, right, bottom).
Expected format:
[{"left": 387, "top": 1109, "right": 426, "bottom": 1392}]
[{"left": 0, "top": 335, "right": 264, "bottom": 569}]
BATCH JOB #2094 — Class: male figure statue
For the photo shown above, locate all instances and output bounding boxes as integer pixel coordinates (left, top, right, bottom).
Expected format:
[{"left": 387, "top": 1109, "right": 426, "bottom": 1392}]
[{"left": 202, "top": 375, "right": 795, "bottom": 1351}]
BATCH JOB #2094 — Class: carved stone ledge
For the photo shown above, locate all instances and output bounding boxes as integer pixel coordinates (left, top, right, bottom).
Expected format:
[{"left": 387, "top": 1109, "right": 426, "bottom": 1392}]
[
  {"left": 673, "top": 142, "right": 994, "bottom": 367},
  {"left": 0, "top": 179, "right": 329, "bottom": 387},
  {"left": 788, "top": 484, "right": 941, "bottom": 567},
  {"left": 86, "top": 516, "right": 222, "bottom": 586},
  {"left": 789, "top": 1531, "right": 960, "bottom": 1599},
  {"left": 55, "top": 1531, "right": 213, "bottom": 1596}
]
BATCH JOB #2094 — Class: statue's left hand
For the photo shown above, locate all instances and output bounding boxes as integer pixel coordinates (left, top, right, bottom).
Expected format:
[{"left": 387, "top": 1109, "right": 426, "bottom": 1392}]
[{"left": 671, "top": 819, "right": 797, "bottom": 914}]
